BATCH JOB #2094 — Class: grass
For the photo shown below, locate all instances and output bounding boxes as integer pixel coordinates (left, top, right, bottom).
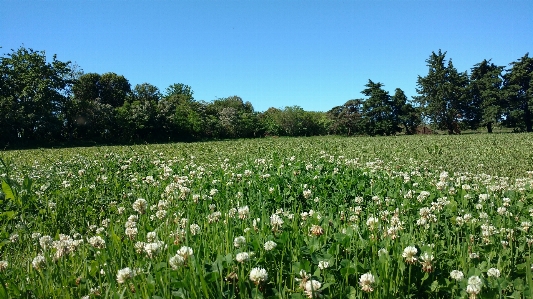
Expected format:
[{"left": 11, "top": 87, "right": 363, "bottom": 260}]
[{"left": 0, "top": 134, "right": 532, "bottom": 298}]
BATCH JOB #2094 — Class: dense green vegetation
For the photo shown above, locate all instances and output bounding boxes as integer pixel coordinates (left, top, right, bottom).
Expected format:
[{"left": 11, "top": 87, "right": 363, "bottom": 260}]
[
  {"left": 0, "top": 134, "right": 532, "bottom": 298},
  {"left": 1, "top": 47, "right": 532, "bottom": 148}
]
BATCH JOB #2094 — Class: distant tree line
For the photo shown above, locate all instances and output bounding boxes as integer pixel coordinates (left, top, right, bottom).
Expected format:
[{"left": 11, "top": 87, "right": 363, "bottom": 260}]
[{"left": 1, "top": 46, "right": 532, "bottom": 147}]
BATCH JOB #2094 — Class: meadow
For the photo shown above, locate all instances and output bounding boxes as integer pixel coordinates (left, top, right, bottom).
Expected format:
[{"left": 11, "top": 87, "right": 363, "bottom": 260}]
[{"left": 1, "top": 134, "right": 533, "bottom": 298}]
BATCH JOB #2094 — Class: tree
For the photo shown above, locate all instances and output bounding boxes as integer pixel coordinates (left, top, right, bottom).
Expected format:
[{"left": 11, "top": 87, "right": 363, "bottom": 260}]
[
  {"left": 503, "top": 53, "right": 533, "bottom": 132},
  {"left": 157, "top": 83, "right": 204, "bottom": 140},
  {"left": 205, "top": 96, "right": 257, "bottom": 138},
  {"left": 391, "top": 88, "right": 421, "bottom": 135},
  {"left": 116, "top": 83, "right": 161, "bottom": 141},
  {"left": 469, "top": 59, "right": 505, "bottom": 133},
  {"left": 415, "top": 50, "right": 469, "bottom": 134},
  {"left": 72, "top": 72, "right": 131, "bottom": 108},
  {"left": 327, "top": 99, "right": 363, "bottom": 136},
  {"left": 360, "top": 80, "right": 400, "bottom": 136},
  {"left": 0, "top": 46, "right": 75, "bottom": 144}
]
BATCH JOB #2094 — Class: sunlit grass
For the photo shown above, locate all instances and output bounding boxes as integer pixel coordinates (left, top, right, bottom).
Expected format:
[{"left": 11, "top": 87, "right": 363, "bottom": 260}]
[{"left": 0, "top": 134, "right": 532, "bottom": 298}]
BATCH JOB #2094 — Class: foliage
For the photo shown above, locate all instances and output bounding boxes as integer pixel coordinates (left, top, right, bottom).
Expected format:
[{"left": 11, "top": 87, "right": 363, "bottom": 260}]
[{"left": 415, "top": 50, "right": 470, "bottom": 134}]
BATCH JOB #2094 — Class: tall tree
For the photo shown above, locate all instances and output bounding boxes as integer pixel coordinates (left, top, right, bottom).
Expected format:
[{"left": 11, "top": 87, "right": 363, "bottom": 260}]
[
  {"left": 469, "top": 59, "right": 505, "bottom": 133},
  {"left": 0, "top": 47, "right": 75, "bottom": 143},
  {"left": 503, "top": 53, "right": 533, "bottom": 132},
  {"left": 415, "top": 50, "right": 469, "bottom": 134},
  {"left": 327, "top": 99, "right": 363, "bottom": 136},
  {"left": 116, "top": 83, "right": 161, "bottom": 141},
  {"left": 360, "top": 80, "right": 400, "bottom": 136},
  {"left": 391, "top": 88, "right": 421, "bottom": 135},
  {"left": 157, "top": 83, "right": 204, "bottom": 140}
]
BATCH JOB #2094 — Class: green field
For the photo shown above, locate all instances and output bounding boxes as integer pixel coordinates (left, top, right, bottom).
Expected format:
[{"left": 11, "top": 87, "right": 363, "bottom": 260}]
[{"left": 1, "top": 134, "right": 533, "bottom": 298}]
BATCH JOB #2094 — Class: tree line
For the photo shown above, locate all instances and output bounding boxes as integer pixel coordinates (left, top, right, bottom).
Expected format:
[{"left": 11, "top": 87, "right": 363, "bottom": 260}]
[{"left": 1, "top": 46, "right": 532, "bottom": 147}]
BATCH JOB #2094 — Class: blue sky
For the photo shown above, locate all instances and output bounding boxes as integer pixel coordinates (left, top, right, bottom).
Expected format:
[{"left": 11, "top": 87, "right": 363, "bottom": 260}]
[{"left": 1, "top": 0, "right": 532, "bottom": 112}]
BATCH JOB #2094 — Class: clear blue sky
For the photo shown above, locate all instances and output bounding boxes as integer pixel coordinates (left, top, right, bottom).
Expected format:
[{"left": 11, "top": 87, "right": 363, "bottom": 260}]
[{"left": 1, "top": 0, "right": 532, "bottom": 112}]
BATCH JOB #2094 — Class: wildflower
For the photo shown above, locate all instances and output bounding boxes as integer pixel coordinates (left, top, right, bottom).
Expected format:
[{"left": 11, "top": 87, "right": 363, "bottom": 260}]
[
  {"left": 178, "top": 246, "right": 194, "bottom": 258},
  {"left": 143, "top": 241, "right": 164, "bottom": 258},
  {"left": 402, "top": 246, "right": 418, "bottom": 264},
  {"left": 359, "top": 272, "right": 375, "bottom": 292},
  {"left": 249, "top": 267, "right": 268, "bottom": 285},
  {"left": 132, "top": 198, "right": 148, "bottom": 214},
  {"left": 303, "top": 189, "right": 312, "bottom": 199},
  {"left": 39, "top": 235, "right": 53, "bottom": 250},
  {"left": 238, "top": 206, "right": 250, "bottom": 219},
  {"left": 450, "top": 270, "right": 464, "bottom": 281},
  {"left": 487, "top": 268, "right": 500, "bottom": 278},
  {"left": 466, "top": 276, "right": 482, "bottom": 298},
  {"left": 264, "top": 240, "right": 277, "bottom": 251},
  {"left": 88, "top": 236, "right": 106, "bottom": 249},
  {"left": 378, "top": 248, "right": 388, "bottom": 257},
  {"left": 0, "top": 260, "right": 8, "bottom": 272},
  {"left": 306, "top": 223, "right": 323, "bottom": 236},
  {"left": 116, "top": 267, "right": 135, "bottom": 284},
  {"left": 190, "top": 224, "right": 201, "bottom": 235},
  {"left": 318, "top": 260, "right": 330, "bottom": 270},
  {"left": 32, "top": 254, "right": 46, "bottom": 270},
  {"left": 270, "top": 214, "right": 284, "bottom": 230},
  {"left": 419, "top": 252, "right": 434, "bottom": 273},
  {"left": 235, "top": 252, "right": 250, "bottom": 263},
  {"left": 169, "top": 254, "right": 185, "bottom": 269},
  {"left": 9, "top": 234, "right": 19, "bottom": 243},
  {"left": 366, "top": 217, "right": 379, "bottom": 230},
  {"left": 234, "top": 236, "right": 246, "bottom": 248},
  {"left": 304, "top": 279, "right": 322, "bottom": 298},
  {"left": 147, "top": 231, "right": 157, "bottom": 242}
]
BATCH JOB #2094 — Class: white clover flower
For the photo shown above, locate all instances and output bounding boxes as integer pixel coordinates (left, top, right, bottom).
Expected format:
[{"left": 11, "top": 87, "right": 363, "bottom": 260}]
[
  {"left": 143, "top": 241, "right": 163, "bottom": 258},
  {"left": 88, "top": 236, "right": 106, "bottom": 249},
  {"left": 359, "top": 272, "right": 375, "bottom": 292},
  {"left": 178, "top": 246, "right": 194, "bottom": 258},
  {"left": 249, "top": 267, "right": 268, "bottom": 285},
  {"left": 9, "top": 234, "right": 19, "bottom": 243},
  {"left": 190, "top": 224, "right": 201, "bottom": 235},
  {"left": 318, "top": 260, "right": 330, "bottom": 270},
  {"left": 270, "top": 214, "right": 284, "bottom": 228},
  {"left": 32, "top": 254, "right": 46, "bottom": 270},
  {"left": 264, "top": 240, "right": 277, "bottom": 251},
  {"left": 169, "top": 254, "right": 185, "bottom": 270},
  {"left": 238, "top": 206, "right": 250, "bottom": 219},
  {"left": 233, "top": 236, "right": 246, "bottom": 248},
  {"left": 0, "top": 260, "right": 8, "bottom": 272},
  {"left": 116, "top": 267, "right": 135, "bottom": 284},
  {"left": 402, "top": 246, "right": 418, "bottom": 264},
  {"left": 39, "top": 235, "right": 53, "bottom": 250},
  {"left": 378, "top": 248, "right": 388, "bottom": 257},
  {"left": 487, "top": 268, "right": 500, "bottom": 278},
  {"left": 466, "top": 276, "right": 482, "bottom": 296},
  {"left": 132, "top": 198, "right": 148, "bottom": 214},
  {"left": 450, "top": 270, "right": 464, "bottom": 281},
  {"left": 304, "top": 279, "right": 322, "bottom": 298},
  {"left": 235, "top": 252, "right": 250, "bottom": 263},
  {"left": 146, "top": 231, "right": 157, "bottom": 242},
  {"left": 366, "top": 217, "right": 379, "bottom": 230}
]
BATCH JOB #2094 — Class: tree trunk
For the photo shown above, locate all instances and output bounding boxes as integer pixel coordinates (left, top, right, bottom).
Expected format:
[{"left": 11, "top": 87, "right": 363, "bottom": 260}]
[{"left": 487, "top": 122, "right": 493, "bottom": 133}]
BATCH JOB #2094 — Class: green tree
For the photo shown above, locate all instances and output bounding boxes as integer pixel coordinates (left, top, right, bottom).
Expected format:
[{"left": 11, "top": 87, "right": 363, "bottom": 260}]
[
  {"left": 503, "top": 53, "right": 533, "bottom": 132},
  {"left": 157, "top": 83, "right": 204, "bottom": 140},
  {"left": 205, "top": 96, "right": 257, "bottom": 138},
  {"left": 391, "top": 88, "right": 421, "bottom": 135},
  {"left": 327, "top": 99, "right": 363, "bottom": 136},
  {"left": 469, "top": 59, "right": 505, "bottom": 133},
  {"left": 360, "top": 80, "right": 400, "bottom": 136},
  {"left": 415, "top": 50, "right": 469, "bottom": 134},
  {"left": 0, "top": 47, "right": 75, "bottom": 143},
  {"left": 116, "top": 83, "right": 161, "bottom": 141}
]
